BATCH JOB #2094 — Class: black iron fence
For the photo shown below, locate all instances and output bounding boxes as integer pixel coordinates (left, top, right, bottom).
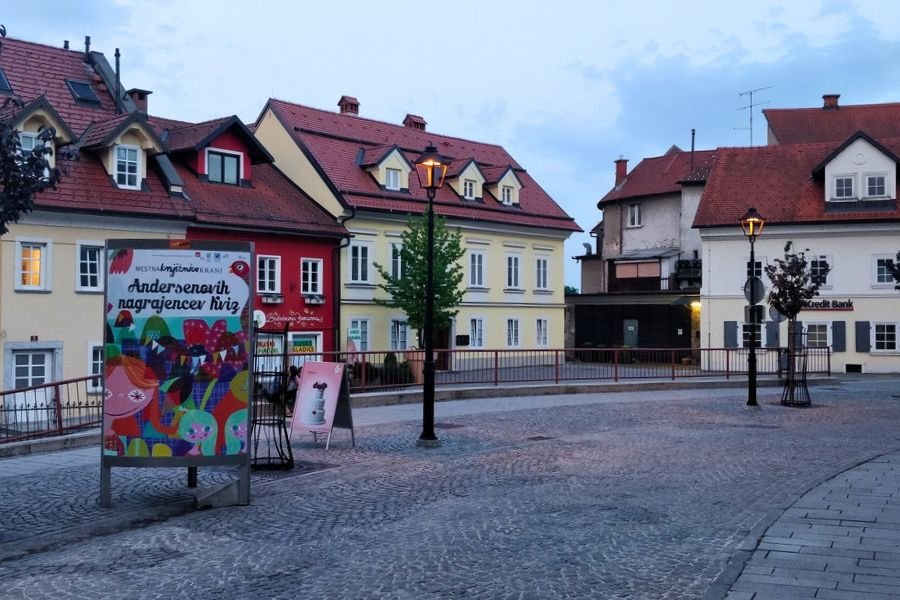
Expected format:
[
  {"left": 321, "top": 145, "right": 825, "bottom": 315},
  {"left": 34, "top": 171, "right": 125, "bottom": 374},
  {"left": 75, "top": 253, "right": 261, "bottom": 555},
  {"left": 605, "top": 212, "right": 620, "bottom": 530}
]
[{"left": 0, "top": 376, "right": 103, "bottom": 444}]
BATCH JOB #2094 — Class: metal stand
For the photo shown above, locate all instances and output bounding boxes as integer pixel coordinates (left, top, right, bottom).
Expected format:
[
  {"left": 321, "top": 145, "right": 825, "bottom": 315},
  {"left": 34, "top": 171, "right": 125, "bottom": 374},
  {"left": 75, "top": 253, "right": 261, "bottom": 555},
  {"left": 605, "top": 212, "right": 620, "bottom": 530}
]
[
  {"left": 250, "top": 326, "right": 293, "bottom": 470},
  {"left": 781, "top": 348, "right": 811, "bottom": 407}
]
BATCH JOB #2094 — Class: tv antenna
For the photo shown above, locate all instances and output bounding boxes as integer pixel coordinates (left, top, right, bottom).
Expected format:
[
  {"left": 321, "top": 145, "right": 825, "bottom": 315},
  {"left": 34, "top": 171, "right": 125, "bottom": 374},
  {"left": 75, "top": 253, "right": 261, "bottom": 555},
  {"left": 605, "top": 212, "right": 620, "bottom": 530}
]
[{"left": 735, "top": 86, "right": 771, "bottom": 147}]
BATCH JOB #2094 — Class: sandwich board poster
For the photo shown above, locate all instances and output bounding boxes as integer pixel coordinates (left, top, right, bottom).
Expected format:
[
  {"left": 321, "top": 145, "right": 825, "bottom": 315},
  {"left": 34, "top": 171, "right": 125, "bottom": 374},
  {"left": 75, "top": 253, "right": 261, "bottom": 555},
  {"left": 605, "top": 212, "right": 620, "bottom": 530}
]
[
  {"left": 290, "top": 361, "right": 347, "bottom": 434},
  {"left": 101, "top": 240, "right": 253, "bottom": 470}
]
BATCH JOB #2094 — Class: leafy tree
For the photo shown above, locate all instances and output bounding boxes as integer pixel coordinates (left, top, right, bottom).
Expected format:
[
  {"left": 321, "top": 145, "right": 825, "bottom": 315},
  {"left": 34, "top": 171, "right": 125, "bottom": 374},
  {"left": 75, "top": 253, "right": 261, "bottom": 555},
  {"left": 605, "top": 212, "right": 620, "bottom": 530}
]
[
  {"left": 565, "top": 285, "right": 579, "bottom": 295},
  {"left": 374, "top": 214, "right": 465, "bottom": 346},
  {"left": 888, "top": 250, "right": 900, "bottom": 291},
  {"left": 764, "top": 241, "right": 829, "bottom": 405},
  {"left": 0, "top": 99, "right": 62, "bottom": 236}
]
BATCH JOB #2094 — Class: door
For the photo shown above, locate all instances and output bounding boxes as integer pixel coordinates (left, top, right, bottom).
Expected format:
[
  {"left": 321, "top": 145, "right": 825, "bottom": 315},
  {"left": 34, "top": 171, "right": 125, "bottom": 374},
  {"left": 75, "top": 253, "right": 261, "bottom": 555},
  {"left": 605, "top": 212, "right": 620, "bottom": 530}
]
[
  {"left": 9, "top": 350, "right": 54, "bottom": 427},
  {"left": 623, "top": 319, "right": 639, "bottom": 347}
]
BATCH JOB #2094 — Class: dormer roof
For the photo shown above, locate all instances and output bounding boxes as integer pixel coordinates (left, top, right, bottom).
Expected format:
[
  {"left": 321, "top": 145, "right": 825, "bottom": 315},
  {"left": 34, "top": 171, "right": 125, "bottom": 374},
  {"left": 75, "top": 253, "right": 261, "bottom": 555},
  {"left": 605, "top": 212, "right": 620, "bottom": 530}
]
[
  {"left": 357, "top": 144, "right": 411, "bottom": 170},
  {"left": 4, "top": 96, "right": 77, "bottom": 144},
  {"left": 79, "top": 111, "right": 165, "bottom": 151},
  {"left": 164, "top": 115, "right": 273, "bottom": 164},
  {"left": 810, "top": 130, "right": 899, "bottom": 177}
]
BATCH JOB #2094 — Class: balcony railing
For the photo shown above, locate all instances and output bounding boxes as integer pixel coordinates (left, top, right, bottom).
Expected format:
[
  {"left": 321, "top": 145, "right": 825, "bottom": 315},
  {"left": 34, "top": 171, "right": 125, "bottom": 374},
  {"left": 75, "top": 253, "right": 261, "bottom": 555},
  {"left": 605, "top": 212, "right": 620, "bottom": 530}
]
[{"left": 0, "top": 376, "right": 103, "bottom": 444}]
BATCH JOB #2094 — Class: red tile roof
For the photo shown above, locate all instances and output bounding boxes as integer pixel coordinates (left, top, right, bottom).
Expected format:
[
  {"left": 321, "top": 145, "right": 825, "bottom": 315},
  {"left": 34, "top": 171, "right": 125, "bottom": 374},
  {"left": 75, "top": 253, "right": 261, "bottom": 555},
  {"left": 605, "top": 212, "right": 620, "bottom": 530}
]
[
  {"left": 693, "top": 140, "right": 900, "bottom": 228},
  {"left": 765, "top": 101, "right": 900, "bottom": 144},
  {"left": 263, "top": 98, "right": 580, "bottom": 232},
  {"left": 599, "top": 148, "right": 716, "bottom": 206}
]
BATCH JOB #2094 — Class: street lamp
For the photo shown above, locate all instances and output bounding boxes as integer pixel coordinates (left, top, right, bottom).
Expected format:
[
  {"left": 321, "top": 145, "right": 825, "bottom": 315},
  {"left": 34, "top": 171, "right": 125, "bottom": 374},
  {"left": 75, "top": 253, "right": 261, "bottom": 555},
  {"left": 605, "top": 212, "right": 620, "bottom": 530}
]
[
  {"left": 413, "top": 144, "right": 449, "bottom": 447},
  {"left": 740, "top": 207, "right": 765, "bottom": 407}
]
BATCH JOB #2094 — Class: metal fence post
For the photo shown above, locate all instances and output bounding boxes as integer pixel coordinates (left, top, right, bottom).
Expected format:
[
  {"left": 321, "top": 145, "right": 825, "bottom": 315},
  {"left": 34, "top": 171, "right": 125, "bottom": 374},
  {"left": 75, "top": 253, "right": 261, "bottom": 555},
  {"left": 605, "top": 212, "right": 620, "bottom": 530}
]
[{"left": 53, "top": 384, "right": 63, "bottom": 435}]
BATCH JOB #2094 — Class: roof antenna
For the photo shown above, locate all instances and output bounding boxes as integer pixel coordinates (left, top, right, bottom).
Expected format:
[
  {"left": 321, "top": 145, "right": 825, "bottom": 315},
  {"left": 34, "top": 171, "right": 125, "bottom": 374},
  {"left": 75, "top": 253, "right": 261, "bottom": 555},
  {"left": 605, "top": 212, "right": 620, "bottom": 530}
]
[
  {"left": 690, "top": 128, "right": 695, "bottom": 172},
  {"left": 735, "top": 86, "right": 771, "bottom": 147},
  {"left": 114, "top": 48, "right": 121, "bottom": 115}
]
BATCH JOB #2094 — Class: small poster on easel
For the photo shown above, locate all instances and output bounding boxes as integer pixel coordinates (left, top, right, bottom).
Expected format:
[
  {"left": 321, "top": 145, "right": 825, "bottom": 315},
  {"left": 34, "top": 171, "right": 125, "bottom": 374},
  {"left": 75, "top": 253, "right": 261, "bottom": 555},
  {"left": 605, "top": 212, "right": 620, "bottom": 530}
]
[{"left": 290, "top": 361, "right": 354, "bottom": 449}]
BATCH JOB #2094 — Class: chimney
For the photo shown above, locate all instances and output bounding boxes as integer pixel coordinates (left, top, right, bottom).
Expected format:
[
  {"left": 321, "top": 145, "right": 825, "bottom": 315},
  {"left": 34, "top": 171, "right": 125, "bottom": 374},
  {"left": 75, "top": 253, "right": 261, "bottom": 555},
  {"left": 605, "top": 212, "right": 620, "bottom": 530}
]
[
  {"left": 127, "top": 88, "right": 152, "bottom": 114},
  {"left": 615, "top": 157, "right": 628, "bottom": 186},
  {"left": 84, "top": 35, "right": 91, "bottom": 61},
  {"left": 338, "top": 95, "right": 359, "bottom": 115},
  {"left": 823, "top": 94, "right": 840, "bottom": 110},
  {"left": 403, "top": 114, "right": 427, "bottom": 131},
  {"left": 63, "top": 40, "right": 69, "bottom": 50}
]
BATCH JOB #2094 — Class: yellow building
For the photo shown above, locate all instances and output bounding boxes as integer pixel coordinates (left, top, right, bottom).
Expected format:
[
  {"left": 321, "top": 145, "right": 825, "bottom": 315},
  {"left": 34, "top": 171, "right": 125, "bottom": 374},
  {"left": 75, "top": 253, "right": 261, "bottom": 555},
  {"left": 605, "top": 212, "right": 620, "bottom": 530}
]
[{"left": 255, "top": 97, "right": 580, "bottom": 355}]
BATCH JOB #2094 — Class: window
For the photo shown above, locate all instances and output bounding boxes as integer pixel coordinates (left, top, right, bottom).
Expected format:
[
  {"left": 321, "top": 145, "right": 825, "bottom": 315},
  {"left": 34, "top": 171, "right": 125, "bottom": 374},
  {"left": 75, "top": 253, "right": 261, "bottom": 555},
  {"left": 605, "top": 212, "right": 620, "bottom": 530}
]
[
  {"left": 873, "top": 323, "right": 897, "bottom": 351},
  {"left": 469, "top": 251, "right": 485, "bottom": 287},
  {"left": 88, "top": 344, "right": 104, "bottom": 392},
  {"left": 76, "top": 243, "right": 104, "bottom": 292},
  {"left": 390, "top": 243, "right": 403, "bottom": 280},
  {"left": 506, "top": 319, "right": 520, "bottom": 347},
  {"left": 501, "top": 185, "right": 514, "bottom": 205},
  {"left": 627, "top": 203, "right": 642, "bottom": 227},
  {"left": 257, "top": 255, "right": 281, "bottom": 293},
  {"left": 470, "top": 318, "right": 484, "bottom": 348},
  {"left": 875, "top": 257, "right": 896, "bottom": 284},
  {"left": 867, "top": 174, "right": 886, "bottom": 197},
  {"left": 13, "top": 350, "right": 50, "bottom": 388},
  {"left": 390, "top": 319, "right": 409, "bottom": 350},
  {"left": 349, "top": 319, "right": 369, "bottom": 352},
  {"left": 301, "top": 258, "right": 322, "bottom": 294},
  {"left": 463, "top": 179, "right": 476, "bottom": 199},
  {"left": 208, "top": 150, "right": 240, "bottom": 185},
  {"left": 834, "top": 175, "right": 854, "bottom": 200},
  {"left": 385, "top": 168, "right": 401, "bottom": 191},
  {"left": 349, "top": 242, "right": 371, "bottom": 283},
  {"left": 806, "top": 323, "right": 829, "bottom": 349},
  {"left": 536, "top": 319, "right": 548, "bottom": 347},
  {"left": 810, "top": 256, "right": 830, "bottom": 287},
  {"left": 18, "top": 132, "right": 37, "bottom": 156},
  {"left": 741, "top": 323, "right": 762, "bottom": 349},
  {"left": 66, "top": 79, "right": 100, "bottom": 103},
  {"left": 746, "top": 259, "right": 763, "bottom": 279},
  {"left": 0, "top": 68, "right": 11, "bottom": 93},
  {"left": 535, "top": 257, "right": 549, "bottom": 290},
  {"left": 506, "top": 254, "right": 520, "bottom": 289},
  {"left": 115, "top": 145, "right": 140, "bottom": 189},
  {"left": 16, "top": 240, "right": 50, "bottom": 291}
]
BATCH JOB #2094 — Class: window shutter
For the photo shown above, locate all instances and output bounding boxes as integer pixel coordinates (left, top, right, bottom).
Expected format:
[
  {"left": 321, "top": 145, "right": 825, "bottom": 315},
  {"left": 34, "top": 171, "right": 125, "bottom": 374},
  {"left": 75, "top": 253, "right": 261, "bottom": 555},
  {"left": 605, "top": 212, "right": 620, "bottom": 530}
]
[
  {"left": 724, "top": 321, "right": 738, "bottom": 348},
  {"left": 794, "top": 320, "right": 804, "bottom": 349},
  {"left": 855, "top": 321, "right": 871, "bottom": 353},
  {"left": 832, "top": 321, "right": 846, "bottom": 352},
  {"left": 765, "top": 321, "right": 779, "bottom": 348}
]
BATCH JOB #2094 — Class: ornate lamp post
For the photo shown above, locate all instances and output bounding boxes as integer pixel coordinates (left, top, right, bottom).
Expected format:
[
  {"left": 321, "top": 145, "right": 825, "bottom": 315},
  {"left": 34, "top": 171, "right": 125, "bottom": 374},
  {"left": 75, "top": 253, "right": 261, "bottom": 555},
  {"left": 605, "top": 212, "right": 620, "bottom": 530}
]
[
  {"left": 413, "top": 144, "right": 449, "bottom": 447},
  {"left": 740, "top": 207, "right": 765, "bottom": 407}
]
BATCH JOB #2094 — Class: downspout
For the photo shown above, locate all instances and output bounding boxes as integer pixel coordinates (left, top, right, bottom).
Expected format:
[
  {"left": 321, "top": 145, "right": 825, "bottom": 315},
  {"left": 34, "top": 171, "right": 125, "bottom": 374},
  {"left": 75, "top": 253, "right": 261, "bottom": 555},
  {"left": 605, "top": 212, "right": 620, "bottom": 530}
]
[{"left": 332, "top": 205, "right": 357, "bottom": 353}]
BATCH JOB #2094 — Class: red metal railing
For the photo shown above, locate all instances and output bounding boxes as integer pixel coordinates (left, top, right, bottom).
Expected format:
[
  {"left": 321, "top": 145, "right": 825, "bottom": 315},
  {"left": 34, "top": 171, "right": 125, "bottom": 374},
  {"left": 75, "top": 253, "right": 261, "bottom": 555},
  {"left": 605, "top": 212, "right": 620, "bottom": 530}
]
[{"left": 0, "top": 375, "right": 103, "bottom": 444}]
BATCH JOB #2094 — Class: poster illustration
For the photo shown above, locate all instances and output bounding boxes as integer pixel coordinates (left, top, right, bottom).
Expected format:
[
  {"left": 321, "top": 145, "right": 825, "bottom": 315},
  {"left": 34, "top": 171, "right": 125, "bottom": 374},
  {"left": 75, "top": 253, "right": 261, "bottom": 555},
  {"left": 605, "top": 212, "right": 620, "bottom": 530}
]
[
  {"left": 290, "top": 361, "right": 346, "bottom": 433},
  {"left": 102, "top": 240, "right": 253, "bottom": 459}
]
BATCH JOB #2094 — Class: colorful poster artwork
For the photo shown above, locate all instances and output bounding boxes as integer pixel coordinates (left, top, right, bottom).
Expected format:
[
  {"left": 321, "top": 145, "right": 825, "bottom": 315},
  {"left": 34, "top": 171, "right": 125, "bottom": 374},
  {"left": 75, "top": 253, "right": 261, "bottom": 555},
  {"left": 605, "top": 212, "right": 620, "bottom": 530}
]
[
  {"left": 103, "top": 243, "right": 252, "bottom": 458},
  {"left": 290, "top": 361, "right": 346, "bottom": 433}
]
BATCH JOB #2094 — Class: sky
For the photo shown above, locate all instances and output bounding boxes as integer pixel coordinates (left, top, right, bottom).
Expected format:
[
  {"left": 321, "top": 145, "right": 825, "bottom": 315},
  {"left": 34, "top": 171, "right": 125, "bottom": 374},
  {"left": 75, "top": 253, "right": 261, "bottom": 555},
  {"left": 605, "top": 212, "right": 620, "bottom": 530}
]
[{"left": 9, "top": 0, "right": 900, "bottom": 288}]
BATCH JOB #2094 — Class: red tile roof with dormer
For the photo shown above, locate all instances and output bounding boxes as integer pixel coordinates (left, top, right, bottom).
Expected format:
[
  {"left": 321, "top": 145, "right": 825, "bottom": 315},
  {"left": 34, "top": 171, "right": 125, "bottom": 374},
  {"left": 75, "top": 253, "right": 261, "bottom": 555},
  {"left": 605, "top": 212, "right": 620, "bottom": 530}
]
[
  {"left": 693, "top": 140, "right": 900, "bottom": 228},
  {"left": 263, "top": 98, "right": 581, "bottom": 232},
  {"left": 0, "top": 37, "right": 118, "bottom": 137},
  {"left": 765, "top": 101, "right": 900, "bottom": 145},
  {"left": 599, "top": 148, "right": 717, "bottom": 206}
]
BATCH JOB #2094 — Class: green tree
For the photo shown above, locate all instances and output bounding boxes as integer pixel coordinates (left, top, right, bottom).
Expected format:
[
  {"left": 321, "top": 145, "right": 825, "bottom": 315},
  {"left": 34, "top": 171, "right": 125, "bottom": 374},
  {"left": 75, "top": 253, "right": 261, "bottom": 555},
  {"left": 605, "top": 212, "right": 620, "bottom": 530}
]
[
  {"left": 764, "top": 241, "right": 829, "bottom": 406},
  {"left": 888, "top": 250, "right": 900, "bottom": 291},
  {"left": 565, "top": 285, "right": 579, "bottom": 295},
  {"left": 374, "top": 214, "right": 465, "bottom": 345}
]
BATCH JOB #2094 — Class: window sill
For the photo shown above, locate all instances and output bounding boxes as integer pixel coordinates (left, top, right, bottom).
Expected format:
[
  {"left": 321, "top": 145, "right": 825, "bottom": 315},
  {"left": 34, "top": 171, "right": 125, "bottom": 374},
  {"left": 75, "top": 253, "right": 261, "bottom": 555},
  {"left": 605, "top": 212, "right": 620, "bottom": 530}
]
[
  {"left": 346, "top": 282, "right": 376, "bottom": 289},
  {"left": 870, "top": 350, "right": 900, "bottom": 356},
  {"left": 14, "top": 287, "right": 51, "bottom": 293},
  {"left": 503, "top": 288, "right": 525, "bottom": 294},
  {"left": 626, "top": 224, "right": 643, "bottom": 229},
  {"left": 467, "top": 286, "right": 490, "bottom": 292},
  {"left": 533, "top": 289, "right": 554, "bottom": 295},
  {"left": 76, "top": 289, "right": 105, "bottom": 294}
]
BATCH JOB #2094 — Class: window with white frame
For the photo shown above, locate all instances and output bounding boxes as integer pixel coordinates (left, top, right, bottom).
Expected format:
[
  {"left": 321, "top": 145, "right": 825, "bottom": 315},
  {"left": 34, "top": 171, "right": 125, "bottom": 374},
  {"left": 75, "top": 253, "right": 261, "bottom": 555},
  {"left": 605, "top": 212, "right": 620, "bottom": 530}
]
[
  {"left": 349, "top": 241, "right": 371, "bottom": 283},
  {"left": 873, "top": 323, "right": 898, "bottom": 352},
  {"left": 506, "top": 318, "right": 520, "bottom": 347},
  {"left": 875, "top": 256, "right": 896, "bottom": 285},
  {"left": 741, "top": 323, "right": 762, "bottom": 349},
  {"left": 350, "top": 318, "right": 370, "bottom": 352},
  {"left": 390, "top": 319, "right": 409, "bottom": 350},
  {"left": 76, "top": 242, "right": 104, "bottom": 292},
  {"left": 535, "top": 257, "right": 549, "bottom": 290},
  {"left": 16, "top": 239, "right": 50, "bottom": 291},
  {"left": 13, "top": 350, "right": 51, "bottom": 388},
  {"left": 627, "top": 203, "right": 642, "bottom": 227},
  {"left": 257, "top": 255, "right": 281, "bottom": 293},
  {"left": 385, "top": 168, "right": 401, "bottom": 191},
  {"left": 470, "top": 318, "right": 484, "bottom": 348},
  {"left": 833, "top": 175, "right": 854, "bottom": 200},
  {"left": 506, "top": 254, "right": 521, "bottom": 289},
  {"left": 115, "top": 144, "right": 140, "bottom": 189},
  {"left": 501, "top": 185, "right": 514, "bottom": 205},
  {"left": 810, "top": 255, "right": 831, "bottom": 287},
  {"left": 746, "top": 258, "right": 763, "bottom": 279},
  {"left": 805, "top": 323, "right": 830, "bottom": 348},
  {"left": 536, "top": 318, "right": 548, "bottom": 347},
  {"left": 301, "top": 258, "right": 322, "bottom": 294},
  {"left": 469, "top": 251, "right": 485, "bottom": 287},
  {"left": 88, "top": 343, "right": 104, "bottom": 392},
  {"left": 463, "top": 179, "right": 476, "bottom": 199},
  {"left": 390, "top": 243, "right": 403, "bottom": 280},
  {"left": 866, "top": 174, "right": 887, "bottom": 197},
  {"left": 207, "top": 149, "right": 241, "bottom": 185},
  {"left": 18, "top": 132, "right": 37, "bottom": 156}
]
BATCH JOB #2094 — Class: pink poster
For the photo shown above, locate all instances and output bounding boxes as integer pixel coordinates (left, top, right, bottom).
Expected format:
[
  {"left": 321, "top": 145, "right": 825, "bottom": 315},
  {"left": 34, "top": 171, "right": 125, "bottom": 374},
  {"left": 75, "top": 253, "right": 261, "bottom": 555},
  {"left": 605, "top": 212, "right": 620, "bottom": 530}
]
[{"left": 290, "top": 361, "right": 346, "bottom": 433}]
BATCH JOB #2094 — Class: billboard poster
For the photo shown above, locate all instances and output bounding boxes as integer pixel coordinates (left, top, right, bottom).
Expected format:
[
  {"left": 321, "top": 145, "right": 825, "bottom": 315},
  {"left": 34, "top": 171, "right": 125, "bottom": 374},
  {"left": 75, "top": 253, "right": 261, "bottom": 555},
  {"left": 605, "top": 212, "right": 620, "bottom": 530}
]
[
  {"left": 290, "top": 361, "right": 346, "bottom": 433},
  {"left": 103, "top": 240, "right": 253, "bottom": 460}
]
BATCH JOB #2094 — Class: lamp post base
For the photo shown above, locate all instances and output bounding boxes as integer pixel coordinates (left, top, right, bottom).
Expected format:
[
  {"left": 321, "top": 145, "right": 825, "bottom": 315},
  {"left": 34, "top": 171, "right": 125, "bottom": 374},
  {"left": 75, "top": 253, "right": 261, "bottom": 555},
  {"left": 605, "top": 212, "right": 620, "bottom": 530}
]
[{"left": 416, "top": 436, "right": 441, "bottom": 449}]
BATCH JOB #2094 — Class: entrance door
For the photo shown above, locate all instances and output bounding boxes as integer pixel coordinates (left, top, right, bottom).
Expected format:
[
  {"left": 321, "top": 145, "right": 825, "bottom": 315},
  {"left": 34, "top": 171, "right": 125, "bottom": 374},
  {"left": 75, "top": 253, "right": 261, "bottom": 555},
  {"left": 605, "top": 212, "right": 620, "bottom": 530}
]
[{"left": 623, "top": 319, "right": 639, "bottom": 347}]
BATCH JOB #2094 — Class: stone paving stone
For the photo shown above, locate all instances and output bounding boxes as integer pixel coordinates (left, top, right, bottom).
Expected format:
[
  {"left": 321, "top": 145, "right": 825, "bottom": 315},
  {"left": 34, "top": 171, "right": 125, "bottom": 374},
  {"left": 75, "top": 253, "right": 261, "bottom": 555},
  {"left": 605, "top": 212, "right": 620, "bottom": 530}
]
[
  {"left": 816, "top": 588, "right": 900, "bottom": 599},
  {"left": 730, "top": 579, "right": 818, "bottom": 596}
]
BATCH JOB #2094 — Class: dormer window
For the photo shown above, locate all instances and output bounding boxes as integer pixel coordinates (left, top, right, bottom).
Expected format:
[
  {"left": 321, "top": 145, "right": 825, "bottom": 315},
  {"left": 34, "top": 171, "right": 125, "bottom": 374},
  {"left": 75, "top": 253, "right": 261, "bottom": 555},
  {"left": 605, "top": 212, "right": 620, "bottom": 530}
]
[
  {"left": 115, "top": 145, "right": 140, "bottom": 189},
  {"left": 833, "top": 175, "right": 854, "bottom": 200},
  {"left": 502, "top": 185, "right": 514, "bottom": 205},
  {"left": 464, "top": 179, "right": 476, "bottom": 200},
  {"left": 208, "top": 149, "right": 240, "bottom": 185},
  {"left": 866, "top": 174, "right": 886, "bottom": 198},
  {"left": 18, "top": 132, "right": 37, "bottom": 156},
  {"left": 385, "top": 168, "right": 401, "bottom": 191}
]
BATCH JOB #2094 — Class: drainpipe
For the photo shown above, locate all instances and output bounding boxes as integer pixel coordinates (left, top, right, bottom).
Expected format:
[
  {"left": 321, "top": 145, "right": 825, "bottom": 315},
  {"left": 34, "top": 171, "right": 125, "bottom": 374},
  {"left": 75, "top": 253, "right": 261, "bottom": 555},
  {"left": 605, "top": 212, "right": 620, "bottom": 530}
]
[{"left": 332, "top": 205, "right": 357, "bottom": 353}]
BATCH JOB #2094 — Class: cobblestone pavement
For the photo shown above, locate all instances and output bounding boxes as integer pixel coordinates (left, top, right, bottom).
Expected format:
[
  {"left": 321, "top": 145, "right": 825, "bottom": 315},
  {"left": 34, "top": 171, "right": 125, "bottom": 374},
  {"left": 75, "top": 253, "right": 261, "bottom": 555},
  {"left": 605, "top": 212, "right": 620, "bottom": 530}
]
[{"left": 1, "top": 377, "right": 900, "bottom": 599}]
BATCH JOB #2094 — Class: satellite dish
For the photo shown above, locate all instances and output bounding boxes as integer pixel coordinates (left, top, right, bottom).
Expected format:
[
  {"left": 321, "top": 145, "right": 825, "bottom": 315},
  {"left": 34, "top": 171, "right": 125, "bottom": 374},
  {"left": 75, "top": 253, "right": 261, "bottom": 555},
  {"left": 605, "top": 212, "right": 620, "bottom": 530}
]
[
  {"left": 768, "top": 305, "right": 787, "bottom": 323},
  {"left": 253, "top": 310, "right": 266, "bottom": 328}
]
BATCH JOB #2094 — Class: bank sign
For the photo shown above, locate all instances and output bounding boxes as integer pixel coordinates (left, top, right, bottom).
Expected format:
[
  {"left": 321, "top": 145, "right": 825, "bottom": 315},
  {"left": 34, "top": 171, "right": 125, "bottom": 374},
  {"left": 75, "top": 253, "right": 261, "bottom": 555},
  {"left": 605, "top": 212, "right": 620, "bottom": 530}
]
[{"left": 803, "top": 298, "right": 854, "bottom": 311}]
